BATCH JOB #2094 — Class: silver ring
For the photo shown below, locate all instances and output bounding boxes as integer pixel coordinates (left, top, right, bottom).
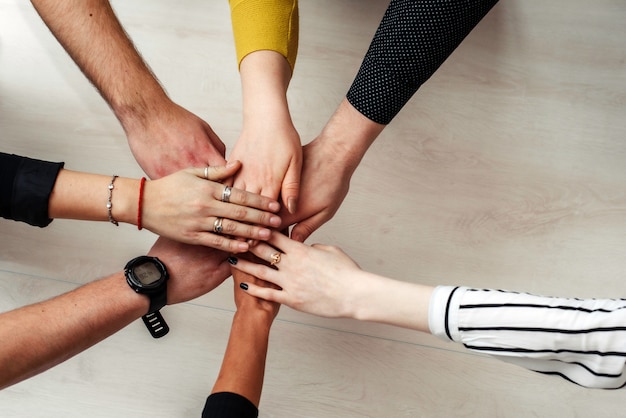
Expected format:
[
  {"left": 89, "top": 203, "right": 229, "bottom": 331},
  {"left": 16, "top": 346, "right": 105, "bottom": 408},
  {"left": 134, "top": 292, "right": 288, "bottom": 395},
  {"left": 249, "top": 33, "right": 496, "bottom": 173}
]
[
  {"left": 213, "top": 217, "right": 224, "bottom": 234},
  {"left": 221, "top": 186, "right": 232, "bottom": 203},
  {"left": 204, "top": 166, "right": 210, "bottom": 180}
]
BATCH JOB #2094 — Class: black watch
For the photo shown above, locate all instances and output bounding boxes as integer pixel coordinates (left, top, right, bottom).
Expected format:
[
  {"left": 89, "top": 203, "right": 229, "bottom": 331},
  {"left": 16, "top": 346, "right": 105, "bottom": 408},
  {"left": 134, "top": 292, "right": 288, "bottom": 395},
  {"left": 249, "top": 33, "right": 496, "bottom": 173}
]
[{"left": 124, "top": 256, "right": 170, "bottom": 338}]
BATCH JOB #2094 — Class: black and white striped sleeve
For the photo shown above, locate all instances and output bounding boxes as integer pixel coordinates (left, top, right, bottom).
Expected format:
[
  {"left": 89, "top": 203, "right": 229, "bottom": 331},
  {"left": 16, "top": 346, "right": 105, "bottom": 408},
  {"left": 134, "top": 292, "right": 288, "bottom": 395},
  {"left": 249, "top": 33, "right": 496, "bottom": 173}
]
[
  {"left": 429, "top": 286, "right": 626, "bottom": 389},
  {"left": 346, "top": 0, "right": 499, "bottom": 125}
]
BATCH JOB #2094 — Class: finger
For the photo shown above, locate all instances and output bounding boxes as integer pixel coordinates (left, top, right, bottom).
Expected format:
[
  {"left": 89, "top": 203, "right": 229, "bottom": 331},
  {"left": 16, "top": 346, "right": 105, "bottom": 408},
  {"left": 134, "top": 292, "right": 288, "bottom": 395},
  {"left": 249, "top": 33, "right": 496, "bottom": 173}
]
[
  {"left": 266, "top": 230, "right": 295, "bottom": 250},
  {"left": 207, "top": 217, "right": 273, "bottom": 242},
  {"left": 222, "top": 186, "right": 281, "bottom": 213},
  {"left": 243, "top": 241, "right": 281, "bottom": 264},
  {"left": 190, "top": 162, "right": 242, "bottom": 182},
  {"left": 197, "top": 231, "right": 250, "bottom": 253},
  {"left": 290, "top": 211, "right": 330, "bottom": 242},
  {"left": 240, "top": 282, "right": 287, "bottom": 305},
  {"left": 210, "top": 204, "right": 281, "bottom": 229},
  {"left": 281, "top": 161, "right": 301, "bottom": 215},
  {"left": 229, "top": 256, "right": 285, "bottom": 288}
]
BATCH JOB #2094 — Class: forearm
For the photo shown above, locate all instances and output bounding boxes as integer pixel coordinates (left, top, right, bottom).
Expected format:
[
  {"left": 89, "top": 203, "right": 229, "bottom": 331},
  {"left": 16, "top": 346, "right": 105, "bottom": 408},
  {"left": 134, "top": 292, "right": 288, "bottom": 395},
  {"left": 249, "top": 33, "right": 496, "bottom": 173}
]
[
  {"left": 0, "top": 272, "right": 148, "bottom": 389},
  {"left": 240, "top": 50, "right": 293, "bottom": 129},
  {"left": 30, "top": 0, "right": 169, "bottom": 124},
  {"left": 211, "top": 309, "right": 274, "bottom": 407},
  {"left": 48, "top": 169, "right": 141, "bottom": 226},
  {"left": 430, "top": 286, "right": 626, "bottom": 389},
  {"left": 346, "top": 0, "right": 499, "bottom": 124},
  {"left": 347, "top": 270, "right": 432, "bottom": 333},
  {"left": 315, "top": 98, "right": 385, "bottom": 174}
]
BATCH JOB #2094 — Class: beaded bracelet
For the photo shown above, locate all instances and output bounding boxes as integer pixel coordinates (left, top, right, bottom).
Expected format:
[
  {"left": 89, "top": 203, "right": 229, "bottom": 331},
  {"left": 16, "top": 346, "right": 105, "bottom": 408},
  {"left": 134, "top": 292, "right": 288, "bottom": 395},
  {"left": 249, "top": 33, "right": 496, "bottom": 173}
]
[{"left": 107, "top": 175, "right": 119, "bottom": 226}]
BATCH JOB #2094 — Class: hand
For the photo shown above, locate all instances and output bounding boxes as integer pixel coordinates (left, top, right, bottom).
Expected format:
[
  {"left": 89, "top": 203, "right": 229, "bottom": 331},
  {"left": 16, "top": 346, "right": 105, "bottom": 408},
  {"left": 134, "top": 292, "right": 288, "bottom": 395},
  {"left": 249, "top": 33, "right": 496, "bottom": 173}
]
[
  {"left": 229, "top": 120, "right": 302, "bottom": 208},
  {"left": 229, "top": 50, "right": 302, "bottom": 210},
  {"left": 122, "top": 99, "right": 227, "bottom": 179},
  {"left": 232, "top": 256, "right": 280, "bottom": 320},
  {"left": 147, "top": 237, "right": 231, "bottom": 305},
  {"left": 279, "top": 137, "right": 352, "bottom": 242},
  {"left": 143, "top": 162, "right": 282, "bottom": 253},
  {"left": 281, "top": 98, "right": 385, "bottom": 241},
  {"left": 229, "top": 232, "right": 362, "bottom": 318}
]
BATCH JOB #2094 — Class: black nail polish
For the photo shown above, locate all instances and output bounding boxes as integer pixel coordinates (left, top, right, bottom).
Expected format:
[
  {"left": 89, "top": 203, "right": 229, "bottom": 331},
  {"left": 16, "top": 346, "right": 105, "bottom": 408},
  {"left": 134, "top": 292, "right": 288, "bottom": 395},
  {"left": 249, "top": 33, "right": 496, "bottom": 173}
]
[
  {"left": 240, "top": 283, "right": 249, "bottom": 290},
  {"left": 227, "top": 256, "right": 238, "bottom": 265}
]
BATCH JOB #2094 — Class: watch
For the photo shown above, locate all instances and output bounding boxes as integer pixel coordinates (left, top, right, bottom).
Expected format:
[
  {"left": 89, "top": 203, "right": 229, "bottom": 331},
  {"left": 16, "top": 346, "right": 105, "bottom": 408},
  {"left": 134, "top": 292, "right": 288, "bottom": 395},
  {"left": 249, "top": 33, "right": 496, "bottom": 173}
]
[{"left": 124, "top": 256, "right": 170, "bottom": 338}]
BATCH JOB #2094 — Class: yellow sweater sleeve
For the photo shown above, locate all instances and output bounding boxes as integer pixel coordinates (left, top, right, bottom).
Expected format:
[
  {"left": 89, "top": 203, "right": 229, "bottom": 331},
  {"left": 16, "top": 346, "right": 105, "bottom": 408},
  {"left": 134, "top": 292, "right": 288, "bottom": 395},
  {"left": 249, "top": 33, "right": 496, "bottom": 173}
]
[{"left": 229, "top": 0, "right": 299, "bottom": 72}]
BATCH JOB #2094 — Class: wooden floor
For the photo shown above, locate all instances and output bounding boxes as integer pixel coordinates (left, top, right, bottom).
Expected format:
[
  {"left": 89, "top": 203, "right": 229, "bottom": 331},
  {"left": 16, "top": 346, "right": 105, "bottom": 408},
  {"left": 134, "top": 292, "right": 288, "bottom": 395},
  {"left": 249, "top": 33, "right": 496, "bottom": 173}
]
[{"left": 1, "top": 0, "right": 626, "bottom": 416}]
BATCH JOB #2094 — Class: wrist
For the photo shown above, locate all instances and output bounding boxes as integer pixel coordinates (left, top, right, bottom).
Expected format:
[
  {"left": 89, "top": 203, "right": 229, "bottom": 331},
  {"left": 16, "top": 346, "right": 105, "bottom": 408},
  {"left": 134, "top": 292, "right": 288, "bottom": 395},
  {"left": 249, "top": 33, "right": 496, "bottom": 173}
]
[
  {"left": 102, "top": 271, "right": 150, "bottom": 319},
  {"left": 113, "top": 87, "right": 171, "bottom": 133},
  {"left": 317, "top": 98, "right": 386, "bottom": 170},
  {"left": 233, "top": 305, "right": 276, "bottom": 328},
  {"left": 110, "top": 177, "right": 141, "bottom": 226}
]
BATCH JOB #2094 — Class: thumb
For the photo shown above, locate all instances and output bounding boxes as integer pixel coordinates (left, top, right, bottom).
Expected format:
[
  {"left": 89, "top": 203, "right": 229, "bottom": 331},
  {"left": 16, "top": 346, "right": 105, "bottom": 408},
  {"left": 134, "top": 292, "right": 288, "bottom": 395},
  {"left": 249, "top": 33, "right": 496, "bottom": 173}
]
[
  {"left": 290, "top": 212, "right": 328, "bottom": 242},
  {"left": 191, "top": 160, "right": 241, "bottom": 182},
  {"left": 282, "top": 161, "right": 302, "bottom": 215}
]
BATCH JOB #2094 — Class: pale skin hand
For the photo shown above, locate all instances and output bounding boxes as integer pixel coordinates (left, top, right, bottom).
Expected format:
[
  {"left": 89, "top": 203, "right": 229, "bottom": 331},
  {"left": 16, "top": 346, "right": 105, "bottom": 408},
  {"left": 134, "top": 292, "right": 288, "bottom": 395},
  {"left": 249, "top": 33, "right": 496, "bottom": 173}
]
[
  {"left": 30, "top": 0, "right": 225, "bottom": 179},
  {"left": 229, "top": 232, "right": 432, "bottom": 332},
  {"left": 228, "top": 51, "right": 302, "bottom": 210},
  {"left": 0, "top": 236, "right": 230, "bottom": 390},
  {"left": 281, "top": 99, "right": 385, "bottom": 242},
  {"left": 142, "top": 163, "right": 281, "bottom": 252},
  {"left": 48, "top": 162, "right": 282, "bottom": 253}
]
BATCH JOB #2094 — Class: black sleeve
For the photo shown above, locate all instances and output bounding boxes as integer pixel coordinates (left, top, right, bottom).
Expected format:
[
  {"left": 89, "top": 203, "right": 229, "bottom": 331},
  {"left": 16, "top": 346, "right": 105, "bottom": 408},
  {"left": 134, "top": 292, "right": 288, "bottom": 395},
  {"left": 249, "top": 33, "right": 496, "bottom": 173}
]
[
  {"left": 0, "top": 152, "right": 64, "bottom": 227},
  {"left": 346, "top": 0, "right": 499, "bottom": 125},
  {"left": 201, "top": 392, "right": 258, "bottom": 418}
]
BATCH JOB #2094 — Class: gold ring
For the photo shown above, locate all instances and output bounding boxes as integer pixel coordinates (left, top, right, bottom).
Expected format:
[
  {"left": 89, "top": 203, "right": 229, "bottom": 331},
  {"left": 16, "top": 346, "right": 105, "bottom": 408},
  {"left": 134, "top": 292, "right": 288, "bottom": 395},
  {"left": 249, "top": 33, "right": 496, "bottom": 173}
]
[{"left": 270, "top": 252, "right": 281, "bottom": 266}]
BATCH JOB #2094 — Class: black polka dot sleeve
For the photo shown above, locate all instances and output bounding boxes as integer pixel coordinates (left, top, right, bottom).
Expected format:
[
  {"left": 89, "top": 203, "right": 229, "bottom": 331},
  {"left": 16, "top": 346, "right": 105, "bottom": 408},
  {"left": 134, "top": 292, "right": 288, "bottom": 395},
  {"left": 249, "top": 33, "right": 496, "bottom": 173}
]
[{"left": 346, "top": 0, "right": 499, "bottom": 125}]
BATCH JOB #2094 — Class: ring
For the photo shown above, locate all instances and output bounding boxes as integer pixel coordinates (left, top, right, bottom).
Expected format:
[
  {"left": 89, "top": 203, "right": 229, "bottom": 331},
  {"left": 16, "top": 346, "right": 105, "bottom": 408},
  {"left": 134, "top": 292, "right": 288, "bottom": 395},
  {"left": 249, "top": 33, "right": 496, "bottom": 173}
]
[
  {"left": 221, "top": 185, "right": 232, "bottom": 203},
  {"left": 213, "top": 217, "right": 224, "bottom": 234},
  {"left": 204, "top": 166, "right": 210, "bottom": 180},
  {"left": 270, "top": 252, "right": 281, "bottom": 266}
]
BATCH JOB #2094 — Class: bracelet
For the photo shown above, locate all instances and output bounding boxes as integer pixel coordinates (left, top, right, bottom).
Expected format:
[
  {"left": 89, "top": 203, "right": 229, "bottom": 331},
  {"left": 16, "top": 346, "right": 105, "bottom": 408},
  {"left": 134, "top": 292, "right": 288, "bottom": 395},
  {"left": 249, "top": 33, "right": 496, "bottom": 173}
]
[
  {"left": 137, "top": 177, "right": 146, "bottom": 230},
  {"left": 107, "top": 175, "right": 119, "bottom": 226}
]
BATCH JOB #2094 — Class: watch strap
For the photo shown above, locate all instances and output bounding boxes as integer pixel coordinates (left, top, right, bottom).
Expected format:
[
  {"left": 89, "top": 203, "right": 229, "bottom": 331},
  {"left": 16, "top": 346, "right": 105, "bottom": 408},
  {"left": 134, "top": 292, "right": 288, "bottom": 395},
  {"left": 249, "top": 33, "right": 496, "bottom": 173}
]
[{"left": 142, "top": 310, "right": 170, "bottom": 338}]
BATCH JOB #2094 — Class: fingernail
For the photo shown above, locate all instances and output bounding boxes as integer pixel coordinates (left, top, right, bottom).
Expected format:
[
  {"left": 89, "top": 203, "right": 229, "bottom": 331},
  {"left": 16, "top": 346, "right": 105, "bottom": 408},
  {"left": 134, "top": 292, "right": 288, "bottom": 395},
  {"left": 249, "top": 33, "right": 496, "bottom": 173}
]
[
  {"left": 240, "top": 283, "right": 249, "bottom": 290},
  {"left": 227, "top": 256, "right": 238, "bottom": 265},
  {"left": 288, "top": 197, "right": 297, "bottom": 214},
  {"left": 269, "top": 215, "right": 281, "bottom": 227},
  {"left": 237, "top": 242, "right": 249, "bottom": 251},
  {"left": 268, "top": 202, "right": 280, "bottom": 212},
  {"left": 258, "top": 228, "right": 271, "bottom": 239},
  {"left": 226, "top": 160, "right": 237, "bottom": 168}
]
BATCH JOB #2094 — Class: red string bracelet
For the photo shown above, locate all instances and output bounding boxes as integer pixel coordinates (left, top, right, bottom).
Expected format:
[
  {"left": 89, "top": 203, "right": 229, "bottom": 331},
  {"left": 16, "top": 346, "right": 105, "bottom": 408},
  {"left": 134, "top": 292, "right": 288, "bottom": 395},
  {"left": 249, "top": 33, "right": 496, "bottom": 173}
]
[{"left": 137, "top": 177, "right": 146, "bottom": 230}]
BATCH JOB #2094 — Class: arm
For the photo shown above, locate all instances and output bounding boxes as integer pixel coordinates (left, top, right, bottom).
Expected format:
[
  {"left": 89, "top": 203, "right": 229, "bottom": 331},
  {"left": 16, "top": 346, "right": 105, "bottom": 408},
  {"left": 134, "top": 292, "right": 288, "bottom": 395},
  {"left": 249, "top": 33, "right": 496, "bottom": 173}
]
[
  {"left": 202, "top": 261, "right": 280, "bottom": 417},
  {"left": 49, "top": 162, "right": 282, "bottom": 252},
  {"left": 227, "top": 0, "right": 302, "bottom": 211},
  {"left": 0, "top": 236, "right": 231, "bottom": 390},
  {"left": 30, "top": 0, "right": 226, "bottom": 178},
  {"left": 286, "top": 0, "right": 499, "bottom": 240},
  {"left": 1, "top": 153, "right": 281, "bottom": 252},
  {"left": 230, "top": 233, "right": 626, "bottom": 389}
]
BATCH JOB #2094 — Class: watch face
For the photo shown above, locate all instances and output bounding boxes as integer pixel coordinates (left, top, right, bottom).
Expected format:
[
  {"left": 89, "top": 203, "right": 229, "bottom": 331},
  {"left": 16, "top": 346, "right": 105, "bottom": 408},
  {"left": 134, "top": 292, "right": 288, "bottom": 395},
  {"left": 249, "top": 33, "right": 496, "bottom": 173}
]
[{"left": 134, "top": 260, "right": 162, "bottom": 286}]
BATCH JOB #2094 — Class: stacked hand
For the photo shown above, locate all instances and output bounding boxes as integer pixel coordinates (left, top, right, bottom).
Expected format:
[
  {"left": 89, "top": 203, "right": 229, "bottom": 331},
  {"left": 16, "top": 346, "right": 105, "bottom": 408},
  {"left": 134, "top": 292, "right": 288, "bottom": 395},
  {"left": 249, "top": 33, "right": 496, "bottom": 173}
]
[{"left": 144, "top": 161, "right": 281, "bottom": 253}]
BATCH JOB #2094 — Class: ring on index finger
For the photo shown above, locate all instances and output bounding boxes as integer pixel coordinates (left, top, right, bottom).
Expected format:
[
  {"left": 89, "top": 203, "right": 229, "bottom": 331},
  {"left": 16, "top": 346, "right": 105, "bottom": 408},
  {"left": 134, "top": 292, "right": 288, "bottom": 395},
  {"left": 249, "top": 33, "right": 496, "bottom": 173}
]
[
  {"left": 213, "top": 217, "right": 224, "bottom": 234},
  {"left": 221, "top": 185, "right": 232, "bottom": 203}
]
